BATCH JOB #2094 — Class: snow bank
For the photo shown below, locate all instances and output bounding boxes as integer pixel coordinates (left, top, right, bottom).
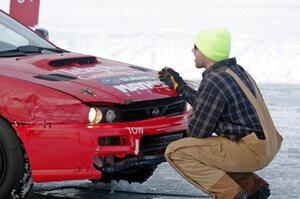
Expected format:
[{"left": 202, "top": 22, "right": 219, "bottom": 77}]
[{"left": 1, "top": 0, "right": 299, "bottom": 83}]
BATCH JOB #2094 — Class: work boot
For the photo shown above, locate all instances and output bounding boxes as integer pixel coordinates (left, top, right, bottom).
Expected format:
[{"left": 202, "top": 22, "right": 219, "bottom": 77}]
[
  {"left": 227, "top": 172, "right": 270, "bottom": 198},
  {"left": 247, "top": 184, "right": 270, "bottom": 199},
  {"left": 234, "top": 191, "right": 247, "bottom": 199},
  {"left": 208, "top": 174, "right": 242, "bottom": 199}
]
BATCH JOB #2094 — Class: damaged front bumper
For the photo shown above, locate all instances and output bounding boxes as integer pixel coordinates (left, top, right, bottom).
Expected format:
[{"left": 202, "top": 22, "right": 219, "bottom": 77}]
[
  {"left": 95, "top": 131, "right": 184, "bottom": 174},
  {"left": 97, "top": 155, "right": 165, "bottom": 174},
  {"left": 13, "top": 112, "right": 190, "bottom": 182}
]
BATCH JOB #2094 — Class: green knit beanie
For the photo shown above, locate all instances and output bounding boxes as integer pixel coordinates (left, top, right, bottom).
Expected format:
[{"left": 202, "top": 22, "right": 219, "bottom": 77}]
[{"left": 194, "top": 28, "right": 231, "bottom": 62}]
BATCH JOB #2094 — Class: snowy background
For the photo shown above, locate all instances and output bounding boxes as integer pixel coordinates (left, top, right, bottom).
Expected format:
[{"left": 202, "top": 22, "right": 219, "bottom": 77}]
[
  {"left": 1, "top": 0, "right": 300, "bottom": 198},
  {"left": 1, "top": 0, "right": 300, "bottom": 83}
]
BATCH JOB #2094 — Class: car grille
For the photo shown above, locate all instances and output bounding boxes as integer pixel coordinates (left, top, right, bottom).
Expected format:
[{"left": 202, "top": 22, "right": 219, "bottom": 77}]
[{"left": 115, "top": 97, "right": 186, "bottom": 122}]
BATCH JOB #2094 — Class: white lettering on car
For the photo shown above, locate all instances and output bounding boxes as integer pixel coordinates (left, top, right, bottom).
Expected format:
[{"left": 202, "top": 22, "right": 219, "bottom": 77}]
[
  {"left": 119, "top": 76, "right": 155, "bottom": 82},
  {"left": 127, "top": 127, "right": 144, "bottom": 135},
  {"left": 17, "top": 0, "right": 33, "bottom": 3},
  {"left": 114, "top": 81, "right": 161, "bottom": 93},
  {"left": 54, "top": 65, "right": 141, "bottom": 80}
]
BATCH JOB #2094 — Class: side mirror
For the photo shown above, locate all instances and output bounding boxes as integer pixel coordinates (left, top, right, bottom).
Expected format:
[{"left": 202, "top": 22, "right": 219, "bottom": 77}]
[{"left": 35, "top": 28, "right": 49, "bottom": 40}]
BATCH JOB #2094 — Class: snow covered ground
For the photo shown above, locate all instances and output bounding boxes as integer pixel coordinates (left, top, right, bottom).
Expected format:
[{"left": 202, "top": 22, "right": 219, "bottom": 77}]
[{"left": 1, "top": 0, "right": 300, "bottom": 198}]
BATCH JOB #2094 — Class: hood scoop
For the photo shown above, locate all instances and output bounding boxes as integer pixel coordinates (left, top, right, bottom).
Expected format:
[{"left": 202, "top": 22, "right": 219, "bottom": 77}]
[
  {"left": 34, "top": 73, "right": 78, "bottom": 81},
  {"left": 49, "top": 56, "right": 98, "bottom": 67}
]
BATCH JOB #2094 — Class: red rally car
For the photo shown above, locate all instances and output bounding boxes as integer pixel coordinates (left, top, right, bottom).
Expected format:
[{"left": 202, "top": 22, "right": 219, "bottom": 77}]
[{"left": 0, "top": 10, "right": 191, "bottom": 198}]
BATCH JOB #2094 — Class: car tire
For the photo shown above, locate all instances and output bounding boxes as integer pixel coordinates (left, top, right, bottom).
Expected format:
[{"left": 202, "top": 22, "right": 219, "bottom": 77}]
[{"left": 0, "top": 118, "right": 33, "bottom": 199}]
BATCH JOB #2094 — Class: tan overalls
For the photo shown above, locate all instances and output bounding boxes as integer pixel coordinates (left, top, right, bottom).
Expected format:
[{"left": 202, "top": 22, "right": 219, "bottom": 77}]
[{"left": 165, "top": 69, "right": 283, "bottom": 199}]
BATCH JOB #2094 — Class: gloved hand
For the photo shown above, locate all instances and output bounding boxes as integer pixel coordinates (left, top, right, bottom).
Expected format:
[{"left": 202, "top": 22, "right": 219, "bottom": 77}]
[{"left": 158, "top": 67, "right": 186, "bottom": 92}]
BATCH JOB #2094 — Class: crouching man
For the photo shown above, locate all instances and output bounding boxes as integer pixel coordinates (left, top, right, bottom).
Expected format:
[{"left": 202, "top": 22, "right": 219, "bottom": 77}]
[{"left": 159, "top": 28, "right": 282, "bottom": 199}]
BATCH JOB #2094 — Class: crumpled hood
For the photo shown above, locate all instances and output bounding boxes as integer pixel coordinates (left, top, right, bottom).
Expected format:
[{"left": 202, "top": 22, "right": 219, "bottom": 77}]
[{"left": 0, "top": 53, "right": 177, "bottom": 104}]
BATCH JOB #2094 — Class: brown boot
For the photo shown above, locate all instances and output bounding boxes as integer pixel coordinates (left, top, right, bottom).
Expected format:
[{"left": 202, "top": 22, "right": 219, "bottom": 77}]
[
  {"left": 227, "top": 172, "right": 270, "bottom": 198},
  {"left": 208, "top": 174, "right": 242, "bottom": 199},
  {"left": 247, "top": 184, "right": 270, "bottom": 199}
]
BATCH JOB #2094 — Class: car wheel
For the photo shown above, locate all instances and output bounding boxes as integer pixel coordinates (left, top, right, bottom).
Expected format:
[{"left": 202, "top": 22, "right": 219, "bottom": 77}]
[{"left": 0, "top": 118, "right": 33, "bottom": 199}]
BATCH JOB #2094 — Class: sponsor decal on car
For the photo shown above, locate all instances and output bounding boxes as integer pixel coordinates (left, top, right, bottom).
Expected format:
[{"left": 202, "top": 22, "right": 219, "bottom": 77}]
[
  {"left": 127, "top": 127, "right": 144, "bottom": 135},
  {"left": 54, "top": 65, "right": 142, "bottom": 80},
  {"left": 54, "top": 66, "right": 166, "bottom": 93},
  {"left": 100, "top": 75, "right": 162, "bottom": 93},
  {"left": 113, "top": 80, "right": 162, "bottom": 93},
  {"left": 101, "top": 75, "right": 156, "bottom": 85}
]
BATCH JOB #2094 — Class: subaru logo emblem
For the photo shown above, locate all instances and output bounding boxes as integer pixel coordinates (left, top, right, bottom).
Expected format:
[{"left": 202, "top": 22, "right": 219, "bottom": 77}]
[{"left": 151, "top": 108, "right": 160, "bottom": 117}]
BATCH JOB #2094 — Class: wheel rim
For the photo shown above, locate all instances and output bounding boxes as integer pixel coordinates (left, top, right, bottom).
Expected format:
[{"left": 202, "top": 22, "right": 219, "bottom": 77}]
[{"left": 0, "top": 143, "right": 6, "bottom": 185}]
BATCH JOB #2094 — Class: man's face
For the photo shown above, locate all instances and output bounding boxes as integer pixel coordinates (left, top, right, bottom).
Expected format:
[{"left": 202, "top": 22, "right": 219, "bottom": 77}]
[{"left": 192, "top": 44, "right": 206, "bottom": 69}]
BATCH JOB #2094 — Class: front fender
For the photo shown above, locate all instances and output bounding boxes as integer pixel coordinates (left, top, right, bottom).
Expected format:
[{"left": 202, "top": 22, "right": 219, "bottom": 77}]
[{"left": 0, "top": 76, "right": 90, "bottom": 125}]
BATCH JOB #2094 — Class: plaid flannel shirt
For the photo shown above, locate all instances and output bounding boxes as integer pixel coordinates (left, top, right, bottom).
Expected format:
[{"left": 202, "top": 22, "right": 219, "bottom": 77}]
[{"left": 179, "top": 58, "right": 264, "bottom": 140}]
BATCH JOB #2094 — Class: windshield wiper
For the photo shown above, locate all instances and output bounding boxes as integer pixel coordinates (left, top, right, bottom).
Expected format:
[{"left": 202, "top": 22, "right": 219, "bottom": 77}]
[
  {"left": 0, "top": 45, "right": 68, "bottom": 57},
  {"left": 20, "top": 45, "right": 68, "bottom": 53}
]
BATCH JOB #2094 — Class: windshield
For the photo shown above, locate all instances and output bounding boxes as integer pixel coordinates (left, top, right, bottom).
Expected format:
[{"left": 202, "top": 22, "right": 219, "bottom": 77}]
[{"left": 0, "top": 10, "right": 56, "bottom": 53}]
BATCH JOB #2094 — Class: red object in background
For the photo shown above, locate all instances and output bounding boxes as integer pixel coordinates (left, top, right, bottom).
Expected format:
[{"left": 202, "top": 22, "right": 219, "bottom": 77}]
[{"left": 9, "top": 0, "right": 40, "bottom": 27}]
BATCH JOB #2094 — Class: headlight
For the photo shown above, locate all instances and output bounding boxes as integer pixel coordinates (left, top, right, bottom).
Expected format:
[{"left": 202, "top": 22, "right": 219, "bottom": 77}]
[
  {"left": 89, "top": 107, "right": 103, "bottom": 124},
  {"left": 105, "top": 109, "right": 117, "bottom": 123}
]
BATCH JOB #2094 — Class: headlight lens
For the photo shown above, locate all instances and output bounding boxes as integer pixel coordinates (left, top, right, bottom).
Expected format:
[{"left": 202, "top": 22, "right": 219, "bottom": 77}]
[
  {"left": 89, "top": 107, "right": 103, "bottom": 124},
  {"left": 105, "top": 109, "right": 117, "bottom": 123}
]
